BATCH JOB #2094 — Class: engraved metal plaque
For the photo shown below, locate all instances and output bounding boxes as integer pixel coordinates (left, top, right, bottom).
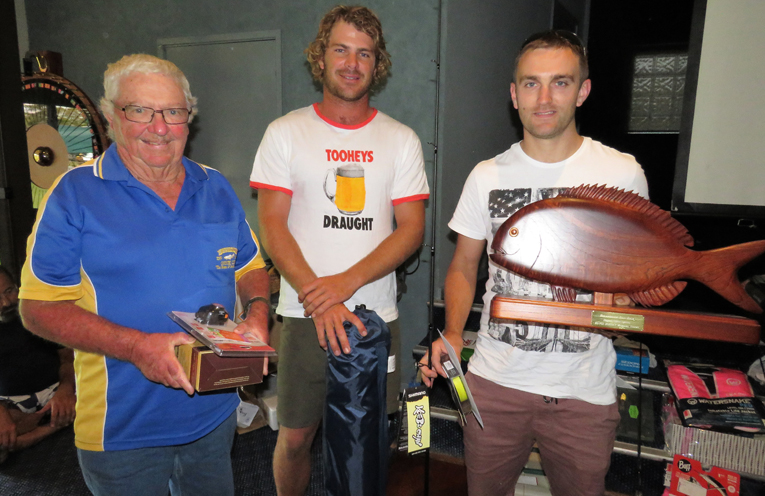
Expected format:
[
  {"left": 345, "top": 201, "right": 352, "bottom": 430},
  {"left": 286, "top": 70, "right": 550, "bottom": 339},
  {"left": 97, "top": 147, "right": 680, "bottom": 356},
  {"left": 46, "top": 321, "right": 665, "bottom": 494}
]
[{"left": 591, "top": 311, "right": 645, "bottom": 332}]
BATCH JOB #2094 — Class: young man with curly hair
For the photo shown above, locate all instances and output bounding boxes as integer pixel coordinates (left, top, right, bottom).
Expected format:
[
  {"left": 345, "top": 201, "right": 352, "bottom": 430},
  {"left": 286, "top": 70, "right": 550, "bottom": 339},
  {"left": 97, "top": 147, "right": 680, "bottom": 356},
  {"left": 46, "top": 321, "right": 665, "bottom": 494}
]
[{"left": 250, "top": 5, "right": 429, "bottom": 495}]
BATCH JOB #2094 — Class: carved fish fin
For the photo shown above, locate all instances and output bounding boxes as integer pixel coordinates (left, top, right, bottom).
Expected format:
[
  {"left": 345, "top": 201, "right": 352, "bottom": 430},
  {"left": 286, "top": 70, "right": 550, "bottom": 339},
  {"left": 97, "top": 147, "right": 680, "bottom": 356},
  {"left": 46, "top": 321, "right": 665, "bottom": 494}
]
[
  {"left": 561, "top": 184, "right": 694, "bottom": 247},
  {"left": 694, "top": 240, "right": 765, "bottom": 314},
  {"left": 551, "top": 285, "right": 577, "bottom": 303},
  {"left": 629, "top": 281, "right": 687, "bottom": 307}
]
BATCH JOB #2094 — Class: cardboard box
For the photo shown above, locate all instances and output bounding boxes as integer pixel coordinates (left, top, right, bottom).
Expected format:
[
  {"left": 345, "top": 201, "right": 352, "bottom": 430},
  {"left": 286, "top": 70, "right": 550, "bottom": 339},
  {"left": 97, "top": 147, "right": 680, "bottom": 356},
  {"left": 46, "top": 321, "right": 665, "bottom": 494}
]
[
  {"left": 664, "top": 413, "right": 765, "bottom": 476},
  {"left": 614, "top": 346, "right": 650, "bottom": 374},
  {"left": 259, "top": 394, "right": 279, "bottom": 431},
  {"left": 235, "top": 387, "right": 269, "bottom": 434},
  {"left": 667, "top": 454, "right": 740, "bottom": 496},
  {"left": 176, "top": 340, "right": 265, "bottom": 392}
]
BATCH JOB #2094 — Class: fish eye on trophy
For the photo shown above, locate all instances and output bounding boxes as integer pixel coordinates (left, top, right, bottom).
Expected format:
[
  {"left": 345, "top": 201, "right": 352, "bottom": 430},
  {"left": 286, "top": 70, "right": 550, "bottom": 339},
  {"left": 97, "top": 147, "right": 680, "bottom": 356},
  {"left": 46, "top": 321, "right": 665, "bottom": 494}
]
[{"left": 509, "top": 227, "right": 519, "bottom": 237}]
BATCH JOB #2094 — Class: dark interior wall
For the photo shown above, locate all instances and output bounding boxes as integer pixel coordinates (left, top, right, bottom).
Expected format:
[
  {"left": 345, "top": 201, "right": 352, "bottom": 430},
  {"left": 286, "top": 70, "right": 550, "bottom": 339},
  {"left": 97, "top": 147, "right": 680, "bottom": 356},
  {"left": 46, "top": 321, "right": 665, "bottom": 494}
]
[
  {"left": 581, "top": 0, "right": 695, "bottom": 211},
  {"left": 23, "top": 0, "right": 439, "bottom": 141},
  {"left": 434, "top": 0, "right": 546, "bottom": 295},
  {"left": 0, "top": 1, "right": 34, "bottom": 276},
  {"left": 434, "top": 0, "right": 588, "bottom": 295}
]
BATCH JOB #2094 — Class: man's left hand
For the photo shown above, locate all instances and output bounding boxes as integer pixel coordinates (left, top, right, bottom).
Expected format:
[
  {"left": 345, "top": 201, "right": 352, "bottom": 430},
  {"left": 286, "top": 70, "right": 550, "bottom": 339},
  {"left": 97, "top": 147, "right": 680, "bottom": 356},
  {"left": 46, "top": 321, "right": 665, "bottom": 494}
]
[
  {"left": 419, "top": 332, "right": 464, "bottom": 388},
  {"left": 46, "top": 383, "right": 76, "bottom": 429},
  {"left": 312, "top": 303, "right": 366, "bottom": 355},
  {"left": 299, "top": 273, "right": 358, "bottom": 318}
]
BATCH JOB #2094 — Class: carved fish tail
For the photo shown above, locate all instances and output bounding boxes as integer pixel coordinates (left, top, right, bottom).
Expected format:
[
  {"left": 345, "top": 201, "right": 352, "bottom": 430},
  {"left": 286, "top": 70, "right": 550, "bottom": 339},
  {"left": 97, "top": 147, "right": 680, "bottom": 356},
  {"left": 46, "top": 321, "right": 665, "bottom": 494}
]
[{"left": 696, "top": 240, "right": 765, "bottom": 314}]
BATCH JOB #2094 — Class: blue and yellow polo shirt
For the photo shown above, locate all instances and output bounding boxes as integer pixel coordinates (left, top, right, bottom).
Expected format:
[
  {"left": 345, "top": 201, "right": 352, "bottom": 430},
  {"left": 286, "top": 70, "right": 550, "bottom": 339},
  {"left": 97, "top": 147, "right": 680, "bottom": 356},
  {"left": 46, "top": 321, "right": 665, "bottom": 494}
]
[{"left": 20, "top": 144, "right": 264, "bottom": 451}]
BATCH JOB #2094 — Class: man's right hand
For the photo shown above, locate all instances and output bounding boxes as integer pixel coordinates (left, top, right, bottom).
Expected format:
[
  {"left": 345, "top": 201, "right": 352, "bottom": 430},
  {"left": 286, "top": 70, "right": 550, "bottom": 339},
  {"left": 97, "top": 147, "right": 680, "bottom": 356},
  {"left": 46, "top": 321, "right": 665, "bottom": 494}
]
[
  {"left": 129, "top": 332, "right": 196, "bottom": 395},
  {"left": 418, "top": 332, "right": 464, "bottom": 388},
  {"left": 299, "top": 273, "right": 358, "bottom": 318},
  {"left": 0, "top": 404, "right": 17, "bottom": 452},
  {"left": 46, "top": 383, "right": 76, "bottom": 429},
  {"left": 312, "top": 303, "right": 366, "bottom": 356}
]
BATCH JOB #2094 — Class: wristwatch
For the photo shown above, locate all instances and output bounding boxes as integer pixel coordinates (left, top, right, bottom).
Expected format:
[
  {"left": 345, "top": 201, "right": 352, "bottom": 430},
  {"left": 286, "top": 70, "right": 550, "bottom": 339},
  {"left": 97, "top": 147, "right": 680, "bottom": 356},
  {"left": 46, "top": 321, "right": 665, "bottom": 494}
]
[{"left": 242, "top": 296, "right": 271, "bottom": 320}]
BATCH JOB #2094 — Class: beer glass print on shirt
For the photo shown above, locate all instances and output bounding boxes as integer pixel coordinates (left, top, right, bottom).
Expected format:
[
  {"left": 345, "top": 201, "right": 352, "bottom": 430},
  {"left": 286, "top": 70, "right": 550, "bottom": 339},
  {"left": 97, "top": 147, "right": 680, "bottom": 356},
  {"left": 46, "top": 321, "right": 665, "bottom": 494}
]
[{"left": 324, "top": 164, "right": 366, "bottom": 216}]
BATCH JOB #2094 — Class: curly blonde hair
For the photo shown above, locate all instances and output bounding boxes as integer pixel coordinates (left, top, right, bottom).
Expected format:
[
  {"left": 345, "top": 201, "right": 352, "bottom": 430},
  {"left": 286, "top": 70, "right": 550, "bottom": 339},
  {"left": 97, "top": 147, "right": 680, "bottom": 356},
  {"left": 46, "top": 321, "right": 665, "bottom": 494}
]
[{"left": 305, "top": 5, "right": 392, "bottom": 87}]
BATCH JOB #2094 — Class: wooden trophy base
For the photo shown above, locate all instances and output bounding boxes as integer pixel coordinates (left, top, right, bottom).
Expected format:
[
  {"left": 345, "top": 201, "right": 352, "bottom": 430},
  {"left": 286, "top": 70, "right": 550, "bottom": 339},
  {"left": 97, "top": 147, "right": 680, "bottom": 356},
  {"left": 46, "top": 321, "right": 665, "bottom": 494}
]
[{"left": 490, "top": 294, "right": 761, "bottom": 345}]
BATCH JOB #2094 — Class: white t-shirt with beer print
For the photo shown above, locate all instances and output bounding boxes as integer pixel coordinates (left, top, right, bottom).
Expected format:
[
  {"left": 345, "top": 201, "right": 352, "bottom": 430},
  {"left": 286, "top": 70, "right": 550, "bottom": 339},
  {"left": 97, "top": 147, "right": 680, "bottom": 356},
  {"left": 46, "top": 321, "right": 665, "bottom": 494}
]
[
  {"left": 449, "top": 138, "right": 649, "bottom": 405},
  {"left": 250, "top": 104, "right": 429, "bottom": 322}
]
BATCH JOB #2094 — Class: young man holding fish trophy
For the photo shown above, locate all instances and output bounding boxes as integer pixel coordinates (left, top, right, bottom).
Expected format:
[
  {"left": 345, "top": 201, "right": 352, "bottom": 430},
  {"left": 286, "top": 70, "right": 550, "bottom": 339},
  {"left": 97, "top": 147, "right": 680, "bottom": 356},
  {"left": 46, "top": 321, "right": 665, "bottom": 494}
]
[
  {"left": 420, "top": 30, "right": 649, "bottom": 494},
  {"left": 251, "top": 6, "right": 429, "bottom": 495}
]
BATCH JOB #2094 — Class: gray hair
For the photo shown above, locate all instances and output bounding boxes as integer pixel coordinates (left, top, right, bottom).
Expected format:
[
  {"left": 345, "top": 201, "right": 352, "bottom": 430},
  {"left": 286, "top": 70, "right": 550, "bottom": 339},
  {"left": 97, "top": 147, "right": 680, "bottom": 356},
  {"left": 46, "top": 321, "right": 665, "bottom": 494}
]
[{"left": 100, "top": 54, "right": 198, "bottom": 139}]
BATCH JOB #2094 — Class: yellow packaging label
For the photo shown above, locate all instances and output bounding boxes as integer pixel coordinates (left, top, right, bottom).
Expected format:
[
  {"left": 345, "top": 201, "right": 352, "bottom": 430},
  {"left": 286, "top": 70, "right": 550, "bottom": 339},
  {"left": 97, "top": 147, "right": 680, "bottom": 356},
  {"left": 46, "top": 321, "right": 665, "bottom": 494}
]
[
  {"left": 175, "top": 342, "right": 194, "bottom": 378},
  {"left": 407, "top": 394, "right": 430, "bottom": 454},
  {"left": 175, "top": 339, "right": 204, "bottom": 389}
]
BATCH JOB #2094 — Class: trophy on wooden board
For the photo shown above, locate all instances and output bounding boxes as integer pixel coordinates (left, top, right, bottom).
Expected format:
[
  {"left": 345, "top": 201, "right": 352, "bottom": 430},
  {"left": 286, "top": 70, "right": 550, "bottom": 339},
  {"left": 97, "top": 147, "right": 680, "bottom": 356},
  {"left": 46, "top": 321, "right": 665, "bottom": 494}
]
[{"left": 489, "top": 185, "right": 764, "bottom": 344}]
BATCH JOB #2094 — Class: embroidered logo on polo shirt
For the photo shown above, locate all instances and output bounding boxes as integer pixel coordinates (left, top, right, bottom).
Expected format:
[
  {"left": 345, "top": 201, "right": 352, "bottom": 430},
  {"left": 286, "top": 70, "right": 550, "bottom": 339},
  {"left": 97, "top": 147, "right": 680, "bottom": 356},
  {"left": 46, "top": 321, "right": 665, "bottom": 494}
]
[{"left": 216, "top": 247, "right": 237, "bottom": 270}]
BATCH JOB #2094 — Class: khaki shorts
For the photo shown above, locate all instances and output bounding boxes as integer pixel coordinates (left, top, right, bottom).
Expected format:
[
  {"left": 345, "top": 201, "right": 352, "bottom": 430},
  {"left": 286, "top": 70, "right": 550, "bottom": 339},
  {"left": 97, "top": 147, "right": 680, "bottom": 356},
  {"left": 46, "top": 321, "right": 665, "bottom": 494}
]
[{"left": 276, "top": 316, "right": 401, "bottom": 429}]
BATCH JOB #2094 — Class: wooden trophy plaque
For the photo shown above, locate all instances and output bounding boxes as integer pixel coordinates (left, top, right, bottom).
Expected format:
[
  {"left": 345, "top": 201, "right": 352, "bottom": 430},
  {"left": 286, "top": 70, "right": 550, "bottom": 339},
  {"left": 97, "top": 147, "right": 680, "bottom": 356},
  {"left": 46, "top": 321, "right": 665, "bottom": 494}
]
[{"left": 489, "top": 185, "right": 764, "bottom": 344}]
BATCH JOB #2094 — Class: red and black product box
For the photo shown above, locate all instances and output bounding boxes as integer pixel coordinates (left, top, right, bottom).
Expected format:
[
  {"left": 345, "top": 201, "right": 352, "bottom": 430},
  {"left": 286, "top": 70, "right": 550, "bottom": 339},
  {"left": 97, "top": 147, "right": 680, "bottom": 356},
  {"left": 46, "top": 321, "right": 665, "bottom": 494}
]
[{"left": 666, "top": 361, "right": 765, "bottom": 434}]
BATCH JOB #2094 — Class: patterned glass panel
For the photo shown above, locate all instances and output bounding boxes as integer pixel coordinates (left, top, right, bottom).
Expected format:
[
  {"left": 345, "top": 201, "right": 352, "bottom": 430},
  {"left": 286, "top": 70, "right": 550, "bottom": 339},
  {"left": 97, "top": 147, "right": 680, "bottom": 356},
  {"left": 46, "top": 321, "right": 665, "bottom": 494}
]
[{"left": 629, "top": 53, "right": 688, "bottom": 132}]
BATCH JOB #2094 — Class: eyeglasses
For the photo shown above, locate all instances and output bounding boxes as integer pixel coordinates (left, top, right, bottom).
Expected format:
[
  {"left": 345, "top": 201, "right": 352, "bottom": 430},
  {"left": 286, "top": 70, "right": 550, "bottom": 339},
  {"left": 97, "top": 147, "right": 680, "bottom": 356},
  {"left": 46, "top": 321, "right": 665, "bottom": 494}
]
[
  {"left": 521, "top": 29, "right": 587, "bottom": 58},
  {"left": 117, "top": 104, "right": 191, "bottom": 125}
]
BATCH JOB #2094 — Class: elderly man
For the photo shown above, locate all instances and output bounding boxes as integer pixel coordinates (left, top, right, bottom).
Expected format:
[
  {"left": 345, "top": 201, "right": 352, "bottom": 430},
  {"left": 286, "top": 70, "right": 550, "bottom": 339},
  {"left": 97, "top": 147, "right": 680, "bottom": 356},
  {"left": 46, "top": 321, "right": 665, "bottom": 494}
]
[
  {"left": 0, "top": 266, "right": 75, "bottom": 464},
  {"left": 251, "top": 5, "right": 429, "bottom": 495},
  {"left": 19, "top": 54, "right": 270, "bottom": 496}
]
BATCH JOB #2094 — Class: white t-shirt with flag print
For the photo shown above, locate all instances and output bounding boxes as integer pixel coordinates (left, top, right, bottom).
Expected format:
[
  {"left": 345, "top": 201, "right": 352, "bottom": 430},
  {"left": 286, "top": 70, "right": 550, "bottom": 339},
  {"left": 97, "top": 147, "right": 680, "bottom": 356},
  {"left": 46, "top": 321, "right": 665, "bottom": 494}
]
[{"left": 449, "top": 137, "right": 649, "bottom": 405}]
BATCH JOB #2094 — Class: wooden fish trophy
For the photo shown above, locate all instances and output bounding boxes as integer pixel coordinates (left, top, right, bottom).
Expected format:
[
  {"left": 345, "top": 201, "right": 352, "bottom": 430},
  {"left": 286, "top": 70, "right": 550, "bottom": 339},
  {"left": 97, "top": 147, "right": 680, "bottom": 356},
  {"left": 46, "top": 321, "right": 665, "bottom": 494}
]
[{"left": 489, "top": 185, "right": 764, "bottom": 344}]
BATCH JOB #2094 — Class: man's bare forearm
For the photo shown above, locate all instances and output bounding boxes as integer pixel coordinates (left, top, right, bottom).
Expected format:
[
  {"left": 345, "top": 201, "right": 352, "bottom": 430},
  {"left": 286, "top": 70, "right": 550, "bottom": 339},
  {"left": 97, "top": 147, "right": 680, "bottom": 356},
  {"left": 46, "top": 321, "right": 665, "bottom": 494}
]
[
  {"left": 20, "top": 300, "right": 144, "bottom": 363},
  {"left": 343, "top": 201, "right": 425, "bottom": 289},
  {"left": 236, "top": 268, "right": 271, "bottom": 332},
  {"left": 418, "top": 235, "right": 483, "bottom": 385},
  {"left": 257, "top": 189, "right": 317, "bottom": 292},
  {"left": 56, "top": 348, "right": 76, "bottom": 389},
  {"left": 309, "top": 201, "right": 425, "bottom": 295},
  {"left": 21, "top": 299, "right": 196, "bottom": 394},
  {"left": 444, "top": 235, "right": 485, "bottom": 339},
  {"left": 299, "top": 201, "right": 425, "bottom": 318},
  {"left": 237, "top": 268, "right": 271, "bottom": 307},
  {"left": 444, "top": 269, "right": 477, "bottom": 340},
  {"left": 346, "top": 222, "right": 422, "bottom": 290},
  {"left": 262, "top": 221, "right": 316, "bottom": 291}
]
